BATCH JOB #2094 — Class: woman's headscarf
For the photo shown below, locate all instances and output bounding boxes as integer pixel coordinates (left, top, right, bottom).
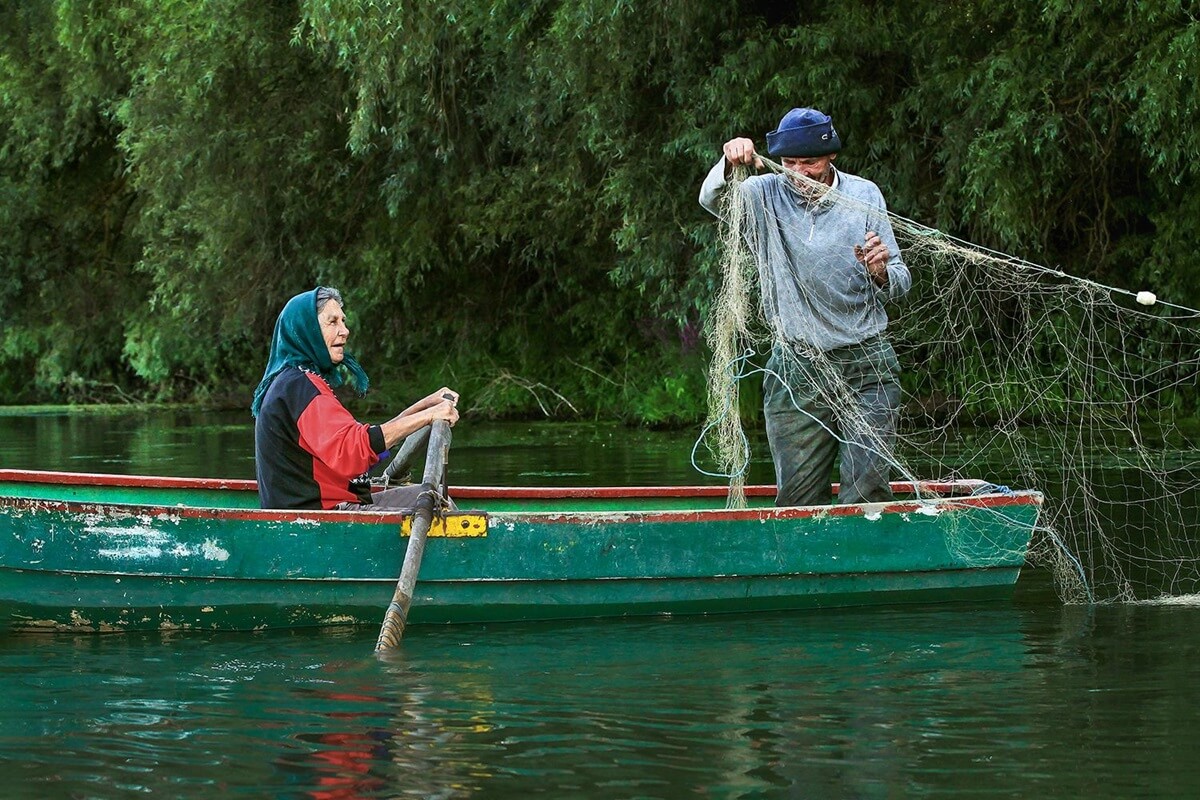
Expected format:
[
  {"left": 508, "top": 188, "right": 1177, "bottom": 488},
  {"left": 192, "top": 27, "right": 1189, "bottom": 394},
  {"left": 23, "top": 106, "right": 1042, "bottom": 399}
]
[{"left": 250, "top": 288, "right": 370, "bottom": 417}]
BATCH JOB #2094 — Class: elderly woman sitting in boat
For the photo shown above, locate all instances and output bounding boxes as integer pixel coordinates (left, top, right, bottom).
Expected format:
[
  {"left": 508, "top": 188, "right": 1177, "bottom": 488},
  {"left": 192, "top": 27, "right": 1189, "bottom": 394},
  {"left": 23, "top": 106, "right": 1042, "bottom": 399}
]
[{"left": 251, "top": 286, "right": 459, "bottom": 510}]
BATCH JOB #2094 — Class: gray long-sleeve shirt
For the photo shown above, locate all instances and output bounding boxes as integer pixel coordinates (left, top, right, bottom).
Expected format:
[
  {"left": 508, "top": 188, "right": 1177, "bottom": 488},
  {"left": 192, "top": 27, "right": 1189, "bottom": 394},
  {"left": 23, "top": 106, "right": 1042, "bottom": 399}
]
[{"left": 700, "top": 158, "right": 911, "bottom": 352}]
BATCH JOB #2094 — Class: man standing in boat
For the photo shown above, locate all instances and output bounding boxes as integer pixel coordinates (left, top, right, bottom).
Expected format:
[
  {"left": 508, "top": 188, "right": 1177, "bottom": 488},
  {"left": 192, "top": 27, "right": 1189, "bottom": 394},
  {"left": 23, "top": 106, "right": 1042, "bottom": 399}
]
[
  {"left": 252, "top": 286, "right": 459, "bottom": 510},
  {"left": 699, "top": 107, "right": 911, "bottom": 507}
]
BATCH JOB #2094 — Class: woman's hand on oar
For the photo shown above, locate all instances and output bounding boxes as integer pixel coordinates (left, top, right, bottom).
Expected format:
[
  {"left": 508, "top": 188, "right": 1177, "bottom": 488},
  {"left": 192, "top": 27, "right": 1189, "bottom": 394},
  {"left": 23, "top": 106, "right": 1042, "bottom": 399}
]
[{"left": 376, "top": 391, "right": 458, "bottom": 486}]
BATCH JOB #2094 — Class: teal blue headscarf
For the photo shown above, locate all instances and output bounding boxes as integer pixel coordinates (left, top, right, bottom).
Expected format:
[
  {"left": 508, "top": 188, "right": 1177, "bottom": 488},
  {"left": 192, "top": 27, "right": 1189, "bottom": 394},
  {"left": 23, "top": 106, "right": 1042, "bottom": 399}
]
[{"left": 250, "top": 288, "right": 370, "bottom": 417}]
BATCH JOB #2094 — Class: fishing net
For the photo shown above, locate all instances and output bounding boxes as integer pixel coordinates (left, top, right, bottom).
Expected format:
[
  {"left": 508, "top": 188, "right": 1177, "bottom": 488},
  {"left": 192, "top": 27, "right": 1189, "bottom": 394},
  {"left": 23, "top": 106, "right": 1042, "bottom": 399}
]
[{"left": 700, "top": 158, "right": 1200, "bottom": 604}]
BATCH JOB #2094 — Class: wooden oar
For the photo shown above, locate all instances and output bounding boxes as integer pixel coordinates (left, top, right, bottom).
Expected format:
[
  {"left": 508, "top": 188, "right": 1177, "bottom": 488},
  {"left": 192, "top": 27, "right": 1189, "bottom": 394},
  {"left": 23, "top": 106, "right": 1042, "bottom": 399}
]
[
  {"left": 379, "top": 424, "right": 431, "bottom": 486},
  {"left": 375, "top": 418, "right": 452, "bottom": 651}
]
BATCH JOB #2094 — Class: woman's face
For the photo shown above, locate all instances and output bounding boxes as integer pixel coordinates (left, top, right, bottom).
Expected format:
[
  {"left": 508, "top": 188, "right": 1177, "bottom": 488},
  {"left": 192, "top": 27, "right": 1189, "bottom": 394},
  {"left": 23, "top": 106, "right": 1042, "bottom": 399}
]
[{"left": 318, "top": 301, "right": 350, "bottom": 364}]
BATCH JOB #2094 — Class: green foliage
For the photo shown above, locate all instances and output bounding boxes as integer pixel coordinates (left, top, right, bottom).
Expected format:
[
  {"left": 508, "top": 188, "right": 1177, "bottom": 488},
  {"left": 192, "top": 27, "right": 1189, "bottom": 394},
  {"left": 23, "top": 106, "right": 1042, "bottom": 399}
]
[
  {"left": 0, "top": 2, "right": 138, "bottom": 401},
  {"left": 1, "top": 0, "right": 1198, "bottom": 418}
]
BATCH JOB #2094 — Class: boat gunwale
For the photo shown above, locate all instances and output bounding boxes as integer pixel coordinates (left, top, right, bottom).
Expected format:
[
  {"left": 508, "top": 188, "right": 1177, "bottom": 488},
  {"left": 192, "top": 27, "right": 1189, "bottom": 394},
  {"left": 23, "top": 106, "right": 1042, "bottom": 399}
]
[
  {"left": 0, "top": 469, "right": 1000, "bottom": 498},
  {"left": 0, "top": 469, "right": 1043, "bottom": 526}
]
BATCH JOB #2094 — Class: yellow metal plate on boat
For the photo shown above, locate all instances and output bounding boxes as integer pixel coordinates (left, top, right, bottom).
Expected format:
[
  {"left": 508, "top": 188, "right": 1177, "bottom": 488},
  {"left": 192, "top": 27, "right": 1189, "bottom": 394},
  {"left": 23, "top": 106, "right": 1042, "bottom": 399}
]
[{"left": 401, "top": 512, "right": 488, "bottom": 538}]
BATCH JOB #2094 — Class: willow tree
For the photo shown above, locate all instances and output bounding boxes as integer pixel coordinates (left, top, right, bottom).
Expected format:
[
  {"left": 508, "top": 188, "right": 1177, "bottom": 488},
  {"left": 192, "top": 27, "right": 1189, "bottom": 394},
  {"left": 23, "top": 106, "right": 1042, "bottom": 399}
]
[
  {"left": 0, "top": 0, "right": 1197, "bottom": 420},
  {"left": 0, "top": 2, "right": 135, "bottom": 401},
  {"left": 291, "top": 0, "right": 742, "bottom": 420}
]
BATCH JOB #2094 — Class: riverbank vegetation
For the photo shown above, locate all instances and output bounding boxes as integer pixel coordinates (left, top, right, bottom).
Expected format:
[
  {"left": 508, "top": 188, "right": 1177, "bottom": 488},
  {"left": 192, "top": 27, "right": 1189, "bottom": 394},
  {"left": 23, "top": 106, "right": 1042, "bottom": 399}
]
[{"left": 2, "top": 1, "right": 1197, "bottom": 423}]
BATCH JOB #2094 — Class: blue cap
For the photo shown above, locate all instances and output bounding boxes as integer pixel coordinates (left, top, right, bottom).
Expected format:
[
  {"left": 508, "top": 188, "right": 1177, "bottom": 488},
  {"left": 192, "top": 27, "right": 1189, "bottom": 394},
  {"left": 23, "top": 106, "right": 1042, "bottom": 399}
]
[{"left": 766, "top": 108, "right": 841, "bottom": 157}]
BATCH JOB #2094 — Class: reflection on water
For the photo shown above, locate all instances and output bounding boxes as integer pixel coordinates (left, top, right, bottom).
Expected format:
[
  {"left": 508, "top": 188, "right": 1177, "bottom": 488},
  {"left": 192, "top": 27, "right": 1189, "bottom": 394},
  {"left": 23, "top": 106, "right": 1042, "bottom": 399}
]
[
  {"left": 1, "top": 606, "right": 1198, "bottom": 798},
  {"left": 0, "top": 409, "right": 777, "bottom": 487},
  {"left": 3, "top": 410, "right": 1200, "bottom": 796},
  {"left": 0, "top": 409, "right": 260, "bottom": 480}
]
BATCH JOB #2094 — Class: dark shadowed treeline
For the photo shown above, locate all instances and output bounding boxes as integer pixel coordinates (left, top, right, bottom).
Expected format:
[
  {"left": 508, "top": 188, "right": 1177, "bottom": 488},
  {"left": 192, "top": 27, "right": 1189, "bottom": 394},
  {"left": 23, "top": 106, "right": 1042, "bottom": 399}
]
[{"left": 2, "top": 0, "right": 1197, "bottom": 422}]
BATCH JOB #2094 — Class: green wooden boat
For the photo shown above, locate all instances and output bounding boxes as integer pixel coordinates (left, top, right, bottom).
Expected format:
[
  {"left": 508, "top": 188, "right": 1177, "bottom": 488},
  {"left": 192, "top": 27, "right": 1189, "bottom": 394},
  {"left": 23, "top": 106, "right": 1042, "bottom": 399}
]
[{"left": 0, "top": 469, "right": 1041, "bottom": 633}]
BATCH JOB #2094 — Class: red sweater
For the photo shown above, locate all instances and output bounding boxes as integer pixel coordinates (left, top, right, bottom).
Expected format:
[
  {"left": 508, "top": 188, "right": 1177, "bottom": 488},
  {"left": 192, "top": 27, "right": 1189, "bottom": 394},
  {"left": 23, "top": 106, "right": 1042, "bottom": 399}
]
[{"left": 254, "top": 367, "right": 386, "bottom": 509}]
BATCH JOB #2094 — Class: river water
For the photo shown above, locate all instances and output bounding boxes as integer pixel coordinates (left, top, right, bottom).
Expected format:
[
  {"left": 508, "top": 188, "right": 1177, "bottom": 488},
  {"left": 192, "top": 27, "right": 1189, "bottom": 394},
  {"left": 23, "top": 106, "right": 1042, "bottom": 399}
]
[{"left": 0, "top": 409, "right": 1197, "bottom": 799}]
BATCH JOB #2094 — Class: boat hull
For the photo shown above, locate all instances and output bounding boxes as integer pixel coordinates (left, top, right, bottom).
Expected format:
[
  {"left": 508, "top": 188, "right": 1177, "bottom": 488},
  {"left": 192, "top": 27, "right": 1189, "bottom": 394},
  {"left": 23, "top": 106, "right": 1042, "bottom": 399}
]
[{"left": 0, "top": 470, "right": 1041, "bottom": 632}]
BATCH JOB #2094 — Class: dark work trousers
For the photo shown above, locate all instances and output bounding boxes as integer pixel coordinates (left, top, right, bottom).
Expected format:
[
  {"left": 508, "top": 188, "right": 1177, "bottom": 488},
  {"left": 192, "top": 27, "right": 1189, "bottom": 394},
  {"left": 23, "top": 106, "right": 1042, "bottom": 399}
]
[
  {"left": 335, "top": 483, "right": 451, "bottom": 511},
  {"left": 763, "top": 336, "right": 901, "bottom": 507}
]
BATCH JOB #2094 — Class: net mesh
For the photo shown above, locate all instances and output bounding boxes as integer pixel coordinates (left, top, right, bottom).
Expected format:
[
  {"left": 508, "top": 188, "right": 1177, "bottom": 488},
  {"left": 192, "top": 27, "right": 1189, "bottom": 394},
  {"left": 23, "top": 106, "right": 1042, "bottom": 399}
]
[{"left": 700, "top": 159, "right": 1200, "bottom": 604}]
